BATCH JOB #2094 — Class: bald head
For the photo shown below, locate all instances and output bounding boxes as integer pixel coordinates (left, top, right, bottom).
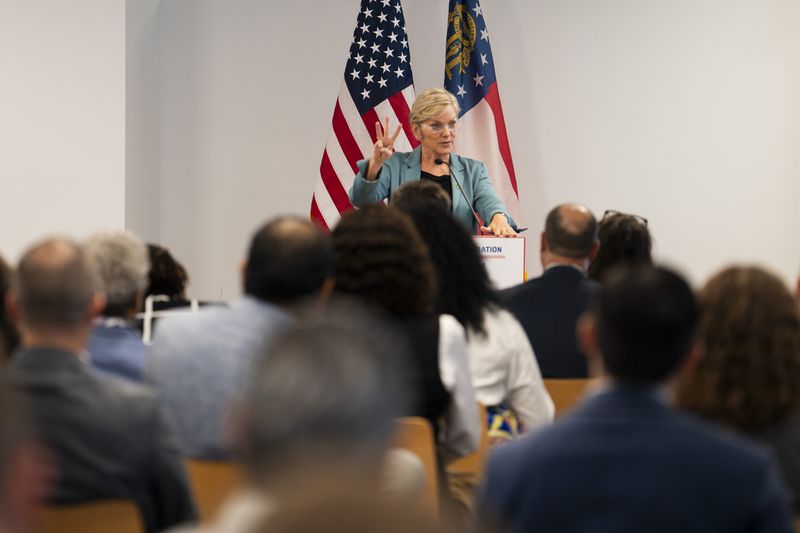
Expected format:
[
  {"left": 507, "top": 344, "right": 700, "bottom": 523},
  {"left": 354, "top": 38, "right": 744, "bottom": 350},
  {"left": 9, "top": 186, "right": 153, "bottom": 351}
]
[
  {"left": 544, "top": 204, "right": 598, "bottom": 259},
  {"left": 13, "top": 238, "right": 96, "bottom": 331},
  {"left": 245, "top": 216, "right": 334, "bottom": 304}
]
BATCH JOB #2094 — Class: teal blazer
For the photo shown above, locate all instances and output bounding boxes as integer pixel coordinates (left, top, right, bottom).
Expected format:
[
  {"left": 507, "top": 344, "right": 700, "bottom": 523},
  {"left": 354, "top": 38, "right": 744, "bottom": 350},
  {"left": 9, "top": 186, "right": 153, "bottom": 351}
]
[{"left": 349, "top": 146, "right": 516, "bottom": 232}]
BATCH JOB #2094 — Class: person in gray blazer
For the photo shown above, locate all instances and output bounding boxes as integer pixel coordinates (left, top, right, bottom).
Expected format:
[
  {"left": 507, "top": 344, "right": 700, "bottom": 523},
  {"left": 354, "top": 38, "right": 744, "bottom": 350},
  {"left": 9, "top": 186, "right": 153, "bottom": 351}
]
[
  {"left": 349, "top": 87, "right": 516, "bottom": 236},
  {"left": 480, "top": 266, "right": 795, "bottom": 533},
  {"left": 7, "top": 238, "right": 196, "bottom": 533}
]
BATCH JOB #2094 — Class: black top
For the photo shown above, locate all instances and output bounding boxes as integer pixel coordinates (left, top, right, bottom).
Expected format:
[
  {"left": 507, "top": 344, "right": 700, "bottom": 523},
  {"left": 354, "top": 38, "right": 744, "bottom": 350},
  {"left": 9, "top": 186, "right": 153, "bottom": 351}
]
[
  {"left": 420, "top": 171, "right": 453, "bottom": 201},
  {"left": 393, "top": 314, "right": 449, "bottom": 430},
  {"left": 749, "top": 416, "right": 800, "bottom": 513},
  {"left": 392, "top": 315, "right": 452, "bottom": 501}
]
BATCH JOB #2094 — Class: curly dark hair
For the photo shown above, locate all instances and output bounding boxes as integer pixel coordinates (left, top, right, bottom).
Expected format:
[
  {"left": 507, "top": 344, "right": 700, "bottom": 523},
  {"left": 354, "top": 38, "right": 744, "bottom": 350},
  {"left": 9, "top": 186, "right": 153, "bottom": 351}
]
[
  {"left": 396, "top": 202, "right": 498, "bottom": 336},
  {"left": 0, "top": 256, "right": 19, "bottom": 360},
  {"left": 588, "top": 213, "right": 652, "bottom": 282},
  {"left": 676, "top": 266, "right": 800, "bottom": 430},
  {"left": 332, "top": 205, "right": 436, "bottom": 317},
  {"left": 145, "top": 244, "right": 189, "bottom": 299}
]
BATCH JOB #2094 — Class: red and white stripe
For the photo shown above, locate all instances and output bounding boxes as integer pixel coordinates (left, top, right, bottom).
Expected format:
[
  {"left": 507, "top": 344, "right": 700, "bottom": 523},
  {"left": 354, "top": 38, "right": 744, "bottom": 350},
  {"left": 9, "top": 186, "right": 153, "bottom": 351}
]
[
  {"left": 453, "top": 82, "right": 520, "bottom": 222},
  {"left": 311, "top": 85, "right": 417, "bottom": 230}
]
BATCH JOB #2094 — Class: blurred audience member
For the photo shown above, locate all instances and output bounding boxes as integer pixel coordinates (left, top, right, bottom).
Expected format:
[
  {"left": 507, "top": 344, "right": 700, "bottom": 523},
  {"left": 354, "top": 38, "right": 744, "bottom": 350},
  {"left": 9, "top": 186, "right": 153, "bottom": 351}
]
[
  {"left": 0, "top": 256, "right": 19, "bottom": 361},
  {"left": 332, "top": 205, "right": 480, "bottom": 464},
  {"left": 148, "top": 216, "right": 334, "bottom": 458},
  {"left": 187, "top": 311, "right": 409, "bottom": 533},
  {"left": 0, "top": 372, "right": 50, "bottom": 533},
  {"left": 501, "top": 203, "right": 599, "bottom": 378},
  {"left": 84, "top": 231, "right": 149, "bottom": 381},
  {"left": 676, "top": 266, "right": 800, "bottom": 512},
  {"left": 398, "top": 202, "right": 553, "bottom": 441},
  {"left": 480, "top": 266, "right": 794, "bottom": 533},
  {"left": 137, "top": 244, "right": 196, "bottom": 343},
  {"left": 145, "top": 243, "right": 189, "bottom": 302},
  {"left": 587, "top": 209, "right": 652, "bottom": 282},
  {"left": 8, "top": 238, "right": 195, "bottom": 533},
  {"left": 255, "top": 484, "right": 445, "bottom": 533},
  {"left": 332, "top": 205, "right": 481, "bottom": 525}
]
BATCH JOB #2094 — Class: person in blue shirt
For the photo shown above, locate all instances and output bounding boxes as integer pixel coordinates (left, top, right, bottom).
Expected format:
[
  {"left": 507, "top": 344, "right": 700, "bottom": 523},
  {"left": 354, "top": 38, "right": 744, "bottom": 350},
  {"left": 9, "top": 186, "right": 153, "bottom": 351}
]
[{"left": 85, "top": 231, "right": 150, "bottom": 382}]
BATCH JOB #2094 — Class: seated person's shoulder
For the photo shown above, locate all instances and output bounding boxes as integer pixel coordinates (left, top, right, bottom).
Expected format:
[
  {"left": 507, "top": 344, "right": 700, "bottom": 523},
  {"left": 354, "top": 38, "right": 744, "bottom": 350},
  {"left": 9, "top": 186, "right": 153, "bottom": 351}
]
[
  {"left": 674, "top": 412, "right": 775, "bottom": 465},
  {"left": 485, "top": 306, "right": 525, "bottom": 334},
  {"left": 80, "top": 373, "right": 168, "bottom": 441},
  {"left": 500, "top": 278, "right": 539, "bottom": 301},
  {"left": 151, "top": 303, "right": 232, "bottom": 339},
  {"left": 439, "top": 313, "right": 465, "bottom": 336},
  {"left": 93, "top": 370, "right": 160, "bottom": 410},
  {"left": 580, "top": 277, "right": 601, "bottom": 294},
  {"left": 497, "top": 284, "right": 520, "bottom": 304}
]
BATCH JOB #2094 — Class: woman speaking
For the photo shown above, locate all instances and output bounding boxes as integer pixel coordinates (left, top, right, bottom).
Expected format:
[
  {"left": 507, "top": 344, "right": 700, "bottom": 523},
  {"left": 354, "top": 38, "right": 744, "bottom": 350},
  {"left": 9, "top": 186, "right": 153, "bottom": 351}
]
[{"left": 349, "top": 88, "right": 517, "bottom": 236}]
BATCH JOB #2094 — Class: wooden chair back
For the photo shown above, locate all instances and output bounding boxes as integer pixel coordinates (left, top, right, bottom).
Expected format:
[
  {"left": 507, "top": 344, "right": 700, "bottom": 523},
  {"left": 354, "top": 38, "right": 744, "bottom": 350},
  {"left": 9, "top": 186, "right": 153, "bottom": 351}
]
[
  {"left": 447, "top": 403, "right": 489, "bottom": 475},
  {"left": 185, "top": 459, "right": 243, "bottom": 523},
  {"left": 392, "top": 417, "right": 439, "bottom": 519},
  {"left": 35, "top": 500, "right": 143, "bottom": 533},
  {"left": 544, "top": 378, "right": 594, "bottom": 417}
]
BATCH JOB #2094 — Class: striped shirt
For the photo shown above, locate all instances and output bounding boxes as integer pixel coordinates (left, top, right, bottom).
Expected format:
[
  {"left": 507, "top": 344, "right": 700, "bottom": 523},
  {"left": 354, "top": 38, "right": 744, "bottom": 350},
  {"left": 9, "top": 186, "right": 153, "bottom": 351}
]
[{"left": 147, "top": 297, "right": 293, "bottom": 459}]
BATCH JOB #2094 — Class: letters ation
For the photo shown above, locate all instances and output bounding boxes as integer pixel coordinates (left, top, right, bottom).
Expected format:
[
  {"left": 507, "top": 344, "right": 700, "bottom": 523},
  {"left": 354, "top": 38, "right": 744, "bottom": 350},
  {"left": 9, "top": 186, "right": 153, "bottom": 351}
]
[{"left": 480, "top": 246, "right": 503, "bottom": 254}]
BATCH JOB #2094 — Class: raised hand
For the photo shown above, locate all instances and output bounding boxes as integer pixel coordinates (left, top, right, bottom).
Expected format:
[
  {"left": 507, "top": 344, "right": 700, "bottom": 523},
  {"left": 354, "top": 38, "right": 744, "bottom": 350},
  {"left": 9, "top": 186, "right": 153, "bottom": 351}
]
[{"left": 366, "top": 117, "right": 402, "bottom": 181}]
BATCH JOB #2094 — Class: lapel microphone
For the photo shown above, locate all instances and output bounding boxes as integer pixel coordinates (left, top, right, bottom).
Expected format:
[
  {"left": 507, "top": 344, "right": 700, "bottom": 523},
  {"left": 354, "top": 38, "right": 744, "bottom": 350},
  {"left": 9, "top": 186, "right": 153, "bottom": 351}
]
[{"left": 434, "top": 158, "right": 486, "bottom": 233}]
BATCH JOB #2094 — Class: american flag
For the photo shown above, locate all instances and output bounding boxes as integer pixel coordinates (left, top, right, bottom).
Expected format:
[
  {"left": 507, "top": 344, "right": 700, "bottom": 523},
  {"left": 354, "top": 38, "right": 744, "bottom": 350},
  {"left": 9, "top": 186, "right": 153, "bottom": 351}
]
[
  {"left": 311, "top": 0, "right": 418, "bottom": 230},
  {"left": 444, "top": 0, "right": 520, "bottom": 221}
]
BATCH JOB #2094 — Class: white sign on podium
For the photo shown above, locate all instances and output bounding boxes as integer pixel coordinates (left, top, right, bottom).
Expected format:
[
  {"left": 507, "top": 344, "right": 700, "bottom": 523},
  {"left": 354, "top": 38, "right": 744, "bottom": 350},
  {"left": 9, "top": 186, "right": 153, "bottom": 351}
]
[{"left": 474, "top": 236, "right": 526, "bottom": 290}]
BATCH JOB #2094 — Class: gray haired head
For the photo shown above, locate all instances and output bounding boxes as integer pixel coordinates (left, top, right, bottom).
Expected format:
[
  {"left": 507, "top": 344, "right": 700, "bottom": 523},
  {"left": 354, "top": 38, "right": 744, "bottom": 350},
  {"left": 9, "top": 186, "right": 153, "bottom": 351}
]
[
  {"left": 240, "top": 299, "right": 409, "bottom": 484},
  {"left": 85, "top": 231, "right": 149, "bottom": 318},
  {"left": 544, "top": 203, "right": 598, "bottom": 259}
]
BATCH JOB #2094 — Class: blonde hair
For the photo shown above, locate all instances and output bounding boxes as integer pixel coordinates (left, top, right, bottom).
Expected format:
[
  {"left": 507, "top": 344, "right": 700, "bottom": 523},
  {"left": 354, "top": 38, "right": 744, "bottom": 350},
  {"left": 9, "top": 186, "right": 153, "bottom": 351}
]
[{"left": 409, "top": 88, "right": 460, "bottom": 125}]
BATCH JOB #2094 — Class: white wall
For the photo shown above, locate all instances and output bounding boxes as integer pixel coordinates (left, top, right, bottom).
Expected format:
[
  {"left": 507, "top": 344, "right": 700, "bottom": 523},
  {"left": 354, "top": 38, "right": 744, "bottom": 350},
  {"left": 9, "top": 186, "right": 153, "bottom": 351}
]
[
  {"left": 499, "top": 0, "right": 800, "bottom": 285},
  {"left": 158, "top": 0, "right": 800, "bottom": 299},
  {"left": 3, "top": 1, "right": 798, "bottom": 295},
  {"left": 159, "top": 0, "right": 358, "bottom": 300},
  {"left": 126, "top": 0, "right": 162, "bottom": 243},
  {"left": 0, "top": 0, "right": 126, "bottom": 261}
]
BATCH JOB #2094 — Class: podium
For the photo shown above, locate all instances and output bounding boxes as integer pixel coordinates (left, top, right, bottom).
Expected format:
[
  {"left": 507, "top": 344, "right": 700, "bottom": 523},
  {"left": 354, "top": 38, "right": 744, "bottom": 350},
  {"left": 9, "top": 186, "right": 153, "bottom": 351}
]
[{"left": 474, "top": 236, "right": 526, "bottom": 290}]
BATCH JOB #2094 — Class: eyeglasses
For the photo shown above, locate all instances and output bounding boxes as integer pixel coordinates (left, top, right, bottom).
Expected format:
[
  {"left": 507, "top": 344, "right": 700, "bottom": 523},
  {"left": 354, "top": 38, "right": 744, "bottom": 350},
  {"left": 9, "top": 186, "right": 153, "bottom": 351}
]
[
  {"left": 602, "top": 209, "right": 648, "bottom": 227},
  {"left": 422, "top": 120, "right": 458, "bottom": 134}
]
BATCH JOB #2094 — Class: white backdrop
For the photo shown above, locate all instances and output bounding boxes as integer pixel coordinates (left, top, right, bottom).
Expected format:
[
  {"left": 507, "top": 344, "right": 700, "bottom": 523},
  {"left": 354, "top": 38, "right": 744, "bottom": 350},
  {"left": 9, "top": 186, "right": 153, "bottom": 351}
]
[
  {"left": 3, "top": 0, "right": 800, "bottom": 299},
  {"left": 0, "top": 0, "right": 125, "bottom": 262}
]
